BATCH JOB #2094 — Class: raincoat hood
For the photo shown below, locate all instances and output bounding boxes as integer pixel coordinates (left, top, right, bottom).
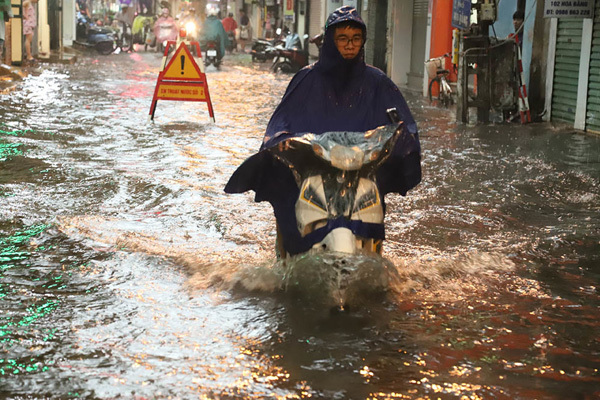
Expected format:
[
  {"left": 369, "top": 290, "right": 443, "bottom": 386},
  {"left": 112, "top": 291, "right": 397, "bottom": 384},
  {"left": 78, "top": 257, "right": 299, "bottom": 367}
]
[{"left": 316, "top": 6, "right": 366, "bottom": 78}]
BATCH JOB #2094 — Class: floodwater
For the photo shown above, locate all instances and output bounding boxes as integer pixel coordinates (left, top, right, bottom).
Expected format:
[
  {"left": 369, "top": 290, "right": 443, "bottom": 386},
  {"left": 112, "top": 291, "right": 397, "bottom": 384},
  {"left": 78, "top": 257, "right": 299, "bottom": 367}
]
[{"left": 1, "top": 51, "right": 599, "bottom": 399}]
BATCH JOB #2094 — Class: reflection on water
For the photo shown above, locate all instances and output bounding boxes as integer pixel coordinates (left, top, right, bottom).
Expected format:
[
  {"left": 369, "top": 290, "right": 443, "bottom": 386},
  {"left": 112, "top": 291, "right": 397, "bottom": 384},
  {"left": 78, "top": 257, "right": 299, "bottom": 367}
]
[{"left": 0, "top": 52, "right": 599, "bottom": 399}]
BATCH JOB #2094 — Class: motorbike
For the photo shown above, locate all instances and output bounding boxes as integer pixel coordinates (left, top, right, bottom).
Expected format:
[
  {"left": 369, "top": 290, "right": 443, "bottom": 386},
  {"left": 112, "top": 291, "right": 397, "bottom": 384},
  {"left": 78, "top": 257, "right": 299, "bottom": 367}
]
[
  {"left": 309, "top": 32, "right": 324, "bottom": 56},
  {"left": 154, "top": 18, "right": 178, "bottom": 53},
  {"left": 132, "top": 14, "right": 156, "bottom": 51},
  {"left": 111, "top": 20, "right": 133, "bottom": 53},
  {"left": 180, "top": 18, "right": 201, "bottom": 55},
  {"left": 251, "top": 34, "right": 285, "bottom": 62},
  {"left": 225, "top": 109, "right": 410, "bottom": 309},
  {"left": 203, "top": 40, "right": 221, "bottom": 69},
  {"left": 271, "top": 33, "right": 309, "bottom": 73},
  {"left": 75, "top": 11, "right": 117, "bottom": 55},
  {"left": 226, "top": 31, "right": 237, "bottom": 54}
]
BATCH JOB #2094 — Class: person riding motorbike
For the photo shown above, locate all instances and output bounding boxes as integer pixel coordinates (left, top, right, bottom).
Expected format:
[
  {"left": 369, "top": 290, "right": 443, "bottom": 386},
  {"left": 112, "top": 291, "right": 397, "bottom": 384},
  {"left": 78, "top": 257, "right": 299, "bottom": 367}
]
[
  {"left": 153, "top": 6, "right": 178, "bottom": 52},
  {"left": 179, "top": 7, "right": 201, "bottom": 42},
  {"left": 221, "top": 12, "right": 237, "bottom": 53},
  {"left": 225, "top": 6, "right": 421, "bottom": 257},
  {"left": 200, "top": 4, "right": 228, "bottom": 62}
]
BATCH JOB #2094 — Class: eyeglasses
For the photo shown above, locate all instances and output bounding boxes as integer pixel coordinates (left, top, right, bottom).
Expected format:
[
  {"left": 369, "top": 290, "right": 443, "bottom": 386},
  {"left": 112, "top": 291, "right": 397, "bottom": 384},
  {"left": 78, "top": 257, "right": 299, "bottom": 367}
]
[{"left": 335, "top": 35, "right": 364, "bottom": 47}]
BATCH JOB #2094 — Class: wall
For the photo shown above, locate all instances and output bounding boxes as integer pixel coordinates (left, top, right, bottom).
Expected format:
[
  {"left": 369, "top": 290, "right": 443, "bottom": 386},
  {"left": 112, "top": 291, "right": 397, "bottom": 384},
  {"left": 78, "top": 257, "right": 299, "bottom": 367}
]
[{"left": 388, "top": 0, "right": 413, "bottom": 87}]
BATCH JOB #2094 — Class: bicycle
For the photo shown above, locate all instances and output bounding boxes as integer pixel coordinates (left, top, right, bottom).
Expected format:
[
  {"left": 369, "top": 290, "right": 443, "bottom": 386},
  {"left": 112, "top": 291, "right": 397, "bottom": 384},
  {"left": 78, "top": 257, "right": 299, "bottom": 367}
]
[{"left": 425, "top": 53, "right": 454, "bottom": 107}]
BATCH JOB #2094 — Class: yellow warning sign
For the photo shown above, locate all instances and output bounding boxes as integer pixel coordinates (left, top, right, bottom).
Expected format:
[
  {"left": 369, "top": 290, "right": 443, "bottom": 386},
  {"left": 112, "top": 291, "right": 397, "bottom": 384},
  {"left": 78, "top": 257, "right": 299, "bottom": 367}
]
[
  {"left": 156, "top": 83, "right": 206, "bottom": 100},
  {"left": 150, "top": 41, "right": 215, "bottom": 121},
  {"left": 162, "top": 44, "right": 203, "bottom": 80}
]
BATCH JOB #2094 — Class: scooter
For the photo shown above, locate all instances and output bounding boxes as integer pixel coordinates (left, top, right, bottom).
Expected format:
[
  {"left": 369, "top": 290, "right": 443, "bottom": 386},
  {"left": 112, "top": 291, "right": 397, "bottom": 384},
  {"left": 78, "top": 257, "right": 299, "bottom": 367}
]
[
  {"left": 226, "top": 31, "right": 237, "bottom": 54},
  {"left": 225, "top": 110, "right": 412, "bottom": 308},
  {"left": 204, "top": 40, "right": 221, "bottom": 69},
  {"left": 271, "top": 33, "right": 309, "bottom": 73},
  {"left": 180, "top": 18, "right": 200, "bottom": 55},
  {"left": 155, "top": 19, "right": 178, "bottom": 53},
  {"left": 75, "top": 11, "right": 117, "bottom": 55},
  {"left": 132, "top": 14, "right": 156, "bottom": 51},
  {"left": 111, "top": 20, "right": 133, "bottom": 52},
  {"left": 251, "top": 31, "right": 285, "bottom": 62}
]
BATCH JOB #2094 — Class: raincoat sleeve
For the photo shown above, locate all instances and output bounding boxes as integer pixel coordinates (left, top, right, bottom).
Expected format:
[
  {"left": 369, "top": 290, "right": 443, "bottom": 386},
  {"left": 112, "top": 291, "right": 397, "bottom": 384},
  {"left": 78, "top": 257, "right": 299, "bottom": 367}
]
[
  {"left": 260, "top": 69, "right": 313, "bottom": 150},
  {"left": 372, "top": 73, "right": 421, "bottom": 196}
]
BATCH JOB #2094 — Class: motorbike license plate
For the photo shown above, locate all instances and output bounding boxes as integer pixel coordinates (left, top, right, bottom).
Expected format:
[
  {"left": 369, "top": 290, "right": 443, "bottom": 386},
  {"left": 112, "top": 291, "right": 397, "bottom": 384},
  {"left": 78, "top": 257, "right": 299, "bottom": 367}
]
[{"left": 207, "top": 49, "right": 217, "bottom": 56}]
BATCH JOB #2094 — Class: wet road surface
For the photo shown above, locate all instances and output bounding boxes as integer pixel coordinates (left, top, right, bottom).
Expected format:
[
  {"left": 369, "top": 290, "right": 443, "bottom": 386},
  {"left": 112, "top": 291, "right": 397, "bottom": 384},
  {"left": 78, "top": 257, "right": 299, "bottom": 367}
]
[{"left": 1, "top": 50, "right": 599, "bottom": 399}]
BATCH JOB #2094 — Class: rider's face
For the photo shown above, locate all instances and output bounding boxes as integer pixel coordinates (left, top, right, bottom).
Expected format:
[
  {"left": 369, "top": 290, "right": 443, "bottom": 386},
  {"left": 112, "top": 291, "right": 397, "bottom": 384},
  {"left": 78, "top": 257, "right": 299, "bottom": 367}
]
[{"left": 333, "top": 26, "right": 363, "bottom": 60}]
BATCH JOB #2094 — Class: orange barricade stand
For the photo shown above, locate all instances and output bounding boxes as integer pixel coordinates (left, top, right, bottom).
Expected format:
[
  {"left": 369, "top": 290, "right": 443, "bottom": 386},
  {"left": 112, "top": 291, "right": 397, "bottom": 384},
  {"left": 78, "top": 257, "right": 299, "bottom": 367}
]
[{"left": 149, "top": 40, "right": 215, "bottom": 122}]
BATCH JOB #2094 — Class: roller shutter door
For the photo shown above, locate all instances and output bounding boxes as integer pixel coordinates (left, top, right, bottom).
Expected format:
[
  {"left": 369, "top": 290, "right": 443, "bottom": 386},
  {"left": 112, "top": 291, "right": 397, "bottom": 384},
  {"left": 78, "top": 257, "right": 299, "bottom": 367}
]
[
  {"left": 552, "top": 19, "right": 583, "bottom": 124},
  {"left": 586, "top": 0, "right": 600, "bottom": 133}
]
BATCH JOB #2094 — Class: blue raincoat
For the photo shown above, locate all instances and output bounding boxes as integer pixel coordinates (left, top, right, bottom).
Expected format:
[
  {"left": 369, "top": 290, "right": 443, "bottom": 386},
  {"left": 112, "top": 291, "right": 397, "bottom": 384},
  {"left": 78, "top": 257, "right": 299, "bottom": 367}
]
[{"left": 225, "top": 6, "right": 421, "bottom": 255}]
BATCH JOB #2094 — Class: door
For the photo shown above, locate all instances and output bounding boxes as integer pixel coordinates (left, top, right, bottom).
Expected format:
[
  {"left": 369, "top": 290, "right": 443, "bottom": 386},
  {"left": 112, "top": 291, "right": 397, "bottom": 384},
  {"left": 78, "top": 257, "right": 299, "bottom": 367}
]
[
  {"left": 585, "top": 0, "right": 600, "bottom": 133},
  {"left": 407, "top": 0, "right": 428, "bottom": 89},
  {"left": 551, "top": 18, "right": 583, "bottom": 124}
]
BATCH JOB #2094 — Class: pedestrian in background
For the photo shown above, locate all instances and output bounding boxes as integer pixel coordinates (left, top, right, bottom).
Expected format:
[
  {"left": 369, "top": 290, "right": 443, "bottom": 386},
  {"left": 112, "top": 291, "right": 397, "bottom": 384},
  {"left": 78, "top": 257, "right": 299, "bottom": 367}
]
[
  {"left": 511, "top": 10, "right": 524, "bottom": 50},
  {"left": 22, "top": 0, "right": 38, "bottom": 65},
  {"left": 0, "top": 0, "right": 13, "bottom": 64},
  {"left": 238, "top": 9, "right": 250, "bottom": 53}
]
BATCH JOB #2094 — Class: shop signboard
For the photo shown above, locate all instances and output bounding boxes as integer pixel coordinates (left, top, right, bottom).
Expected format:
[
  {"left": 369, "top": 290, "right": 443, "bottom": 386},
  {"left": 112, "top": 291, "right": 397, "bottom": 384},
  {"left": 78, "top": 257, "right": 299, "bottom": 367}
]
[
  {"left": 544, "top": 0, "right": 594, "bottom": 18},
  {"left": 452, "top": 0, "right": 471, "bottom": 29}
]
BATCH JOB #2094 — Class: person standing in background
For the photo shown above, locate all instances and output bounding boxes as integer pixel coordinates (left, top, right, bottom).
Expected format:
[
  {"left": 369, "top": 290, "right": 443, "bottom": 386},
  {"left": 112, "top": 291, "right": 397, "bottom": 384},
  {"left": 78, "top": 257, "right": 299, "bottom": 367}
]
[
  {"left": 238, "top": 9, "right": 250, "bottom": 53},
  {"left": 511, "top": 10, "right": 524, "bottom": 50},
  {"left": 0, "top": 0, "right": 13, "bottom": 64},
  {"left": 22, "top": 0, "right": 38, "bottom": 65}
]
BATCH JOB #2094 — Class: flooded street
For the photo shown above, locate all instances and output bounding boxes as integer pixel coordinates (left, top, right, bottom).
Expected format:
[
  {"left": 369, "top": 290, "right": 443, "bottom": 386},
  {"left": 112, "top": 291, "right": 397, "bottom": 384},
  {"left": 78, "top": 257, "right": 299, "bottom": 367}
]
[{"left": 1, "top": 51, "right": 599, "bottom": 399}]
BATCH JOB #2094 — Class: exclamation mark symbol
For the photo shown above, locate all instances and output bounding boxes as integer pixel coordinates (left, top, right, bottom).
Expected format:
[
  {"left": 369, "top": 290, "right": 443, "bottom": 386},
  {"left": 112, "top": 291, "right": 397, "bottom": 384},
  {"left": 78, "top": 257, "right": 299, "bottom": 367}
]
[{"left": 180, "top": 55, "right": 185, "bottom": 75}]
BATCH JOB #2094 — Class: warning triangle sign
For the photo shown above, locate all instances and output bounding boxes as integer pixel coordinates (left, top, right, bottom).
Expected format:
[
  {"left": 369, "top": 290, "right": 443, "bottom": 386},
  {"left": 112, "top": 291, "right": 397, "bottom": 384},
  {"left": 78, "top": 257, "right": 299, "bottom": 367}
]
[{"left": 162, "top": 43, "right": 203, "bottom": 80}]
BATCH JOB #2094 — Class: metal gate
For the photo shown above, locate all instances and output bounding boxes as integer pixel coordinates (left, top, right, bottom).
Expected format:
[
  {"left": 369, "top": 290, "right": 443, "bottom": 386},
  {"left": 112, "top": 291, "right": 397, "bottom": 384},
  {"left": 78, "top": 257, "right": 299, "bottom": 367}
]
[
  {"left": 586, "top": 0, "right": 600, "bottom": 133},
  {"left": 551, "top": 18, "right": 583, "bottom": 124}
]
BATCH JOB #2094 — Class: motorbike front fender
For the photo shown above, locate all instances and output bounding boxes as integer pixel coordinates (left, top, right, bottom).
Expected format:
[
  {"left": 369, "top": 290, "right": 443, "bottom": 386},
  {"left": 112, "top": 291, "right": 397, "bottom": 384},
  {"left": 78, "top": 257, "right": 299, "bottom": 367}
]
[{"left": 317, "top": 228, "right": 356, "bottom": 254}]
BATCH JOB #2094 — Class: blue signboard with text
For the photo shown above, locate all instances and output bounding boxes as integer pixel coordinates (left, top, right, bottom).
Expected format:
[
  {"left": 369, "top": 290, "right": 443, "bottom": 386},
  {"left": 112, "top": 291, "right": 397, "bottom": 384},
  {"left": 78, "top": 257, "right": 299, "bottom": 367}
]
[{"left": 452, "top": 0, "right": 472, "bottom": 29}]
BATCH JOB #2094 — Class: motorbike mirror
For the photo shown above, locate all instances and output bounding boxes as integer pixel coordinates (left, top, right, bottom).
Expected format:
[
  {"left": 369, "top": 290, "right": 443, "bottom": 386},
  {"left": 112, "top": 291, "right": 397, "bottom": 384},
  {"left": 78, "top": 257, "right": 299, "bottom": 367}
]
[{"left": 386, "top": 108, "right": 400, "bottom": 123}]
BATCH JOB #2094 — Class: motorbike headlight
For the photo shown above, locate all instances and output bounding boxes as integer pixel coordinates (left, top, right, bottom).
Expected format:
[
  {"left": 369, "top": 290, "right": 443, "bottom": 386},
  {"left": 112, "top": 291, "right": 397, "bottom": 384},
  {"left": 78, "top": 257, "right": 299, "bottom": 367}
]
[
  {"left": 185, "top": 21, "right": 196, "bottom": 34},
  {"left": 330, "top": 145, "right": 364, "bottom": 171}
]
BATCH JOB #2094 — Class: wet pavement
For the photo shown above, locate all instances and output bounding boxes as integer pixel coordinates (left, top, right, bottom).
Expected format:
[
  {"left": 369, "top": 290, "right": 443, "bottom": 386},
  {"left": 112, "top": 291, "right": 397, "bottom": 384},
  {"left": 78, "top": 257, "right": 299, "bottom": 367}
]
[{"left": 1, "top": 49, "right": 599, "bottom": 399}]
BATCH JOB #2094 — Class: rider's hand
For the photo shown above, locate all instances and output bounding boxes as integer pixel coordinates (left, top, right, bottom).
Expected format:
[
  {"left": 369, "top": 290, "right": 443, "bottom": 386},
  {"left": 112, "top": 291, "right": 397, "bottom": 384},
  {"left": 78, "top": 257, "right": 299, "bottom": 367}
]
[{"left": 277, "top": 140, "right": 290, "bottom": 151}]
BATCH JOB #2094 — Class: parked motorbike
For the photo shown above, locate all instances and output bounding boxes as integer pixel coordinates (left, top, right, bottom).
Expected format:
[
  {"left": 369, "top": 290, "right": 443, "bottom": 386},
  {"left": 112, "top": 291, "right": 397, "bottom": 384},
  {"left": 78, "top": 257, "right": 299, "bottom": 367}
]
[
  {"left": 132, "top": 14, "right": 156, "bottom": 51},
  {"left": 271, "top": 33, "right": 309, "bottom": 73},
  {"left": 111, "top": 20, "right": 133, "bottom": 52},
  {"left": 203, "top": 40, "right": 221, "bottom": 69},
  {"left": 309, "top": 32, "right": 324, "bottom": 56},
  {"left": 251, "top": 35, "right": 285, "bottom": 62},
  {"left": 75, "top": 11, "right": 117, "bottom": 55},
  {"left": 225, "top": 110, "right": 409, "bottom": 308}
]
